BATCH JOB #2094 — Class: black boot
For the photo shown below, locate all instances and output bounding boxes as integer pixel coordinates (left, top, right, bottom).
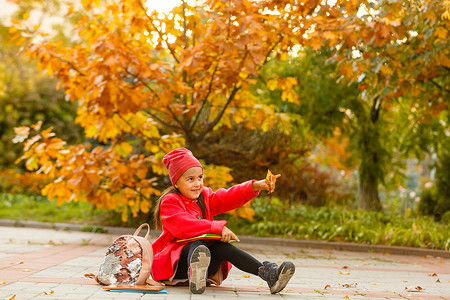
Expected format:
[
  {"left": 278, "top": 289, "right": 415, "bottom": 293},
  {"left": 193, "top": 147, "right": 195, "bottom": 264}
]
[
  {"left": 188, "top": 245, "right": 211, "bottom": 294},
  {"left": 258, "top": 261, "right": 295, "bottom": 294}
]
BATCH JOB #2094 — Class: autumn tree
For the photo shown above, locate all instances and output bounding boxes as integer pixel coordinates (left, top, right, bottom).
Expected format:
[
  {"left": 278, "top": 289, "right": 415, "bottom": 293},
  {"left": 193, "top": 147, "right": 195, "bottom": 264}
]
[
  {"left": 331, "top": 0, "right": 449, "bottom": 210},
  {"left": 10, "top": 0, "right": 356, "bottom": 220},
  {"left": 14, "top": 0, "right": 440, "bottom": 219}
]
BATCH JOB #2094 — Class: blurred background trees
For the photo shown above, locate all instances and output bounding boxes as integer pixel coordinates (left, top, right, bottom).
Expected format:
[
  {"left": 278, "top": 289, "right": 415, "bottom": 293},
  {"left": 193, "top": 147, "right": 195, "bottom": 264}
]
[{"left": 0, "top": 0, "right": 448, "bottom": 230}]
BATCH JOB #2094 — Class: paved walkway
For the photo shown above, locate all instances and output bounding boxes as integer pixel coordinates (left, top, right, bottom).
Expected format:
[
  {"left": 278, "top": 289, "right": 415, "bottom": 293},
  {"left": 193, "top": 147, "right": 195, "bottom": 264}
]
[{"left": 0, "top": 226, "right": 449, "bottom": 300}]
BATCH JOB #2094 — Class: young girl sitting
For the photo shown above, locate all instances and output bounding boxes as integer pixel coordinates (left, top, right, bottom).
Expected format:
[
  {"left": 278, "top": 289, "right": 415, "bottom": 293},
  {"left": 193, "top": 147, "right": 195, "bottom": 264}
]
[{"left": 151, "top": 148, "right": 295, "bottom": 294}]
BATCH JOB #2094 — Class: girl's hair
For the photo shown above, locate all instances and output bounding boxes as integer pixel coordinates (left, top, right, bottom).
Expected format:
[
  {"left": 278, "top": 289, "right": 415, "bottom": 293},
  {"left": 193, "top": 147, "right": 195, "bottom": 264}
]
[{"left": 154, "top": 186, "right": 207, "bottom": 230}]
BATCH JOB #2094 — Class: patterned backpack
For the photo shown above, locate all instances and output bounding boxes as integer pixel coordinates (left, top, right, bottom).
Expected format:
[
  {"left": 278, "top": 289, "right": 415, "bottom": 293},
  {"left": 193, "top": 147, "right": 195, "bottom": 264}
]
[{"left": 96, "top": 223, "right": 160, "bottom": 286}]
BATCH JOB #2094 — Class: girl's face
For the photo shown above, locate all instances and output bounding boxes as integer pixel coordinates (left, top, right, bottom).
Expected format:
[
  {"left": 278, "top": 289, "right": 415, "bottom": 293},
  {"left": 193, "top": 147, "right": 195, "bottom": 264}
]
[{"left": 175, "top": 167, "right": 203, "bottom": 200}]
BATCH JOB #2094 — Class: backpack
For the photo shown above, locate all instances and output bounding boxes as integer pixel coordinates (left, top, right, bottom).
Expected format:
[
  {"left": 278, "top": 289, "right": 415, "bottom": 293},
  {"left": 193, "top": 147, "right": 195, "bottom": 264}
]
[{"left": 96, "top": 223, "right": 160, "bottom": 286}]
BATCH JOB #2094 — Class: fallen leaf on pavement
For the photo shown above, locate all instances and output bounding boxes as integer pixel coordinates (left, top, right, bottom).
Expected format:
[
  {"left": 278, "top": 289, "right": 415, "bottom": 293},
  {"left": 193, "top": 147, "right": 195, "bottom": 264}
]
[
  {"left": 1, "top": 280, "right": 6, "bottom": 284},
  {"left": 22, "top": 269, "right": 31, "bottom": 272},
  {"left": 84, "top": 273, "right": 95, "bottom": 278},
  {"left": 339, "top": 271, "right": 350, "bottom": 275},
  {"left": 370, "top": 282, "right": 381, "bottom": 285},
  {"left": 428, "top": 273, "right": 437, "bottom": 277},
  {"left": 339, "top": 283, "right": 357, "bottom": 288},
  {"left": 402, "top": 280, "right": 408, "bottom": 282},
  {"left": 343, "top": 296, "right": 351, "bottom": 299},
  {"left": 242, "top": 275, "right": 250, "bottom": 278},
  {"left": 342, "top": 266, "right": 349, "bottom": 269},
  {"left": 405, "top": 286, "right": 425, "bottom": 292},
  {"left": 43, "top": 290, "right": 54, "bottom": 295},
  {"left": 324, "top": 284, "right": 331, "bottom": 289},
  {"left": 436, "top": 279, "right": 440, "bottom": 283},
  {"left": 7, "top": 295, "right": 16, "bottom": 300}
]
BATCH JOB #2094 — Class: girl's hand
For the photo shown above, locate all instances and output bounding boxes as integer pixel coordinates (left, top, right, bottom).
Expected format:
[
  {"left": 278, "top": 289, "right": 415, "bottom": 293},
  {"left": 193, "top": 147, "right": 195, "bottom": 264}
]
[
  {"left": 252, "top": 174, "right": 281, "bottom": 192},
  {"left": 221, "top": 226, "right": 239, "bottom": 243}
]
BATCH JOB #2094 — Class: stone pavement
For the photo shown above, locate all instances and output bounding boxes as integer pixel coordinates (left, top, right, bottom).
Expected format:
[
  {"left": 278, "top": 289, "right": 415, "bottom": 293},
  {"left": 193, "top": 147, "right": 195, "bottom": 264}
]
[{"left": 0, "top": 226, "right": 449, "bottom": 300}]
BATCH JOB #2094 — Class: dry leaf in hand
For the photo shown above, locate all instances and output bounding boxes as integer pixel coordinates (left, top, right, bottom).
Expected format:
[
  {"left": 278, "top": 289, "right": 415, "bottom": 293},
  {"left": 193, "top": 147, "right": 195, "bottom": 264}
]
[{"left": 265, "top": 169, "right": 277, "bottom": 193}]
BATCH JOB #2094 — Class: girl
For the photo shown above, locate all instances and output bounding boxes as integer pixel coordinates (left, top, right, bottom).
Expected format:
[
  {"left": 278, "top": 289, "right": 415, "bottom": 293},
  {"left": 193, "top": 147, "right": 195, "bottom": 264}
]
[{"left": 151, "top": 148, "right": 295, "bottom": 294}]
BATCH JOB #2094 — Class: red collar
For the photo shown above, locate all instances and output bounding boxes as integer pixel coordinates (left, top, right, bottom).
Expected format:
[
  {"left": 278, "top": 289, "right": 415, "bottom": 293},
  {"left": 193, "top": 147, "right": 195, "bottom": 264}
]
[{"left": 178, "top": 193, "right": 198, "bottom": 203}]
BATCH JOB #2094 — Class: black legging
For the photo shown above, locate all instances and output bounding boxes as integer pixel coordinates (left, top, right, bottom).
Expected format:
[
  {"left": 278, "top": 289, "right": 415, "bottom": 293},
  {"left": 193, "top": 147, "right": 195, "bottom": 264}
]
[{"left": 173, "top": 240, "right": 262, "bottom": 279}]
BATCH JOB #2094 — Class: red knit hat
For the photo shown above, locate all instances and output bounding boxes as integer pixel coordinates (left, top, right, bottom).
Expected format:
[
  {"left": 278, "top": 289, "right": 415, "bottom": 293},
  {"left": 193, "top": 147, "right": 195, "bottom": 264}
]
[{"left": 163, "top": 148, "right": 203, "bottom": 185}]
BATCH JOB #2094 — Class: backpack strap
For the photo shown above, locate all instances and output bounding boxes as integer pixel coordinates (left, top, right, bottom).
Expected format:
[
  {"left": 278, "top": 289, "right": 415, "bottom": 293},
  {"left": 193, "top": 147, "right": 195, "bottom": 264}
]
[{"left": 133, "top": 223, "right": 150, "bottom": 239}]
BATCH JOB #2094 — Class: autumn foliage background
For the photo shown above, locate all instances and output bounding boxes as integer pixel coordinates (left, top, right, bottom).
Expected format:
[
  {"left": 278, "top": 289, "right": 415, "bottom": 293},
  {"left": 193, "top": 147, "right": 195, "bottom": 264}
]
[{"left": 0, "top": 0, "right": 449, "bottom": 236}]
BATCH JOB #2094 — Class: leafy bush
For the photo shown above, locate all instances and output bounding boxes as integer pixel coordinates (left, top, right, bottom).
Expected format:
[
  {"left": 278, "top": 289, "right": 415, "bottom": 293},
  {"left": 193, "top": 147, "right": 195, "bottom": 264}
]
[
  {"left": 223, "top": 197, "right": 450, "bottom": 250},
  {"left": 417, "top": 187, "right": 438, "bottom": 217}
]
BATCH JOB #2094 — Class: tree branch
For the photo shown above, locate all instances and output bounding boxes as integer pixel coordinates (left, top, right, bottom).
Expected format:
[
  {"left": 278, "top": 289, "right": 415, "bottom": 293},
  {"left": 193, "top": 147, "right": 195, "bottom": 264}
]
[
  {"left": 144, "top": 109, "right": 183, "bottom": 131},
  {"left": 262, "top": 34, "right": 284, "bottom": 65},
  {"left": 189, "top": 53, "right": 223, "bottom": 132},
  {"left": 197, "top": 84, "right": 241, "bottom": 141},
  {"left": 430, "top": 78, "right": 450, "bottom": 94},
  {"left": 136, "top": 0, "right": 180, "bottom": 64}
]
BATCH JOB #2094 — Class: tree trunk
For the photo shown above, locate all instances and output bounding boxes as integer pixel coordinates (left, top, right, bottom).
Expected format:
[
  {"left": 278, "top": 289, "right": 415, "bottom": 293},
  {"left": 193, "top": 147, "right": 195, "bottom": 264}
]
[{"left": 359, "top": 171, "right": 382, "bottom": 211}]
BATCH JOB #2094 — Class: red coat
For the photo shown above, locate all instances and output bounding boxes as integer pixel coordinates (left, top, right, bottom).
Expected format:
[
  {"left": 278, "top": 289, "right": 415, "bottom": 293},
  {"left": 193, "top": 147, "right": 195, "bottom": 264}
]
[{"left": 151, "top": 180, "right": 259, "bottom": 282}]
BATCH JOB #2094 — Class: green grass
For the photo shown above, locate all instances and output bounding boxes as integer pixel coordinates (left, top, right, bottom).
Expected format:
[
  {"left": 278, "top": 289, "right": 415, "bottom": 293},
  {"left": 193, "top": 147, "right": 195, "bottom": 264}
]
[
  {"left": 0, "top": 193, "right": 113, "bottom": 225},
  {"left": 222, "top": 197, "right": 450, "bottom": 250}
]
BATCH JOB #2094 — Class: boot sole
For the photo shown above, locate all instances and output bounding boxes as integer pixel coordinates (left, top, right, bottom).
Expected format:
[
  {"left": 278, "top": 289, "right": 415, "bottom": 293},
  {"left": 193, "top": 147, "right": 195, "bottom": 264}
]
[
  {"left": 270, "top": 261, "right": 295, "bottom": 294},
  {"left": 189, "top": 245, "right": 211, "bottom": 294}
]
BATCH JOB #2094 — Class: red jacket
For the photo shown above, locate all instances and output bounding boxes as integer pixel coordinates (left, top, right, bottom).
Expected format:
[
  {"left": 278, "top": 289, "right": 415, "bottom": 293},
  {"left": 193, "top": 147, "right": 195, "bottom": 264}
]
[{"left": 151, "top": 180, "right": 259, "bottom": 282}]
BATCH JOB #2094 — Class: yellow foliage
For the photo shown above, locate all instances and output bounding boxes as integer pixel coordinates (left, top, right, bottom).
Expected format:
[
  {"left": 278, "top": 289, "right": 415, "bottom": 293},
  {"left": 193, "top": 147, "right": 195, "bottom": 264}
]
[{"left": 203, "top": 164, "right": 233, "bottom": 191}]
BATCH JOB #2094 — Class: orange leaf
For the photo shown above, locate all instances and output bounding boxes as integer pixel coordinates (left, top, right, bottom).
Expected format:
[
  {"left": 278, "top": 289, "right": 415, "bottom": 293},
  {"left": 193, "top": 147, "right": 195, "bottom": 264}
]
[
  {"left": 43, "top": 290, "right": 54, "bottom": 295},
  {"left": 265, "top": 169, "right": 277, "bottom": 194},
  {"left": 428, "top": 273, "right": 437, "bottom": 276},
  {"left": 339, "top": 271, "right": 350, "bottom": 275},
  {"left": 14, "top": 126, "right": 30, "bottom": 136},
  {"left": 7, "top": 295, "right": 16, "bottom": 300},
  {"left": 84, "top": 273, "right": 95, "bottom": 278},
  {"left": 324, "top": 284, "right": 331, "bottom": 289}
]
